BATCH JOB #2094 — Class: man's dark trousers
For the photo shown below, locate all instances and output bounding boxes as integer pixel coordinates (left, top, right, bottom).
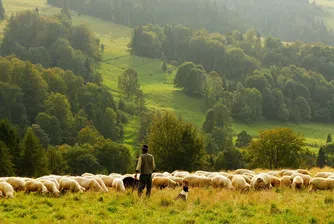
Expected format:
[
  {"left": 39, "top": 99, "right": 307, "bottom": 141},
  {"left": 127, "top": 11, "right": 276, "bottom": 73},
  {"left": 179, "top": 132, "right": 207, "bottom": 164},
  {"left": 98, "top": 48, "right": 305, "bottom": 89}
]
[{"left": 138, "top": 174, "right": 152, "bottom": 197}]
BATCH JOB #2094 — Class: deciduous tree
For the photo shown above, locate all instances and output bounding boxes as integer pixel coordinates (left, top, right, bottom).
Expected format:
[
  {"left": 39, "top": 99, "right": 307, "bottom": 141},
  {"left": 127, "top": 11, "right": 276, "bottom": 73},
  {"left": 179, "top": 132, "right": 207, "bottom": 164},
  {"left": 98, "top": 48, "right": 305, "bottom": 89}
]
[
  {"left": 148, "top": 112, "right": 205, "bottom": 171},
  {"left": 248, "top": 128, "right": 305, "bottom": 169}
]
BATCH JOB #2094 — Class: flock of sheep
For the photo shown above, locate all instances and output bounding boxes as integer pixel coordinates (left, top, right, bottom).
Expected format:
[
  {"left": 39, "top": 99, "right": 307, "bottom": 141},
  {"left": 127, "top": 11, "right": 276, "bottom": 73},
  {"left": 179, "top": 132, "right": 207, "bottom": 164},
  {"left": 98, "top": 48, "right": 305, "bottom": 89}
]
[
  {"left": 0, "top": 169, "right": 334, "bottom": 198},
  {"left": 166, "top": 169, "right": 334, "bottom": 192}
]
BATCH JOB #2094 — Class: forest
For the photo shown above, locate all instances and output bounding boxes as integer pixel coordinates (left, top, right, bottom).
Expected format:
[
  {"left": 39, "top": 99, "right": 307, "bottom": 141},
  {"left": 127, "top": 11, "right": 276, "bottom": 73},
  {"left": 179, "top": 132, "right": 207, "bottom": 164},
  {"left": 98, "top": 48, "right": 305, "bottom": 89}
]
[
  {"left": 131, "top": 24, "right": 334, "bottom": 124},
  {"left": 47, "top": 0, "right": 333, "bottom": 44}
]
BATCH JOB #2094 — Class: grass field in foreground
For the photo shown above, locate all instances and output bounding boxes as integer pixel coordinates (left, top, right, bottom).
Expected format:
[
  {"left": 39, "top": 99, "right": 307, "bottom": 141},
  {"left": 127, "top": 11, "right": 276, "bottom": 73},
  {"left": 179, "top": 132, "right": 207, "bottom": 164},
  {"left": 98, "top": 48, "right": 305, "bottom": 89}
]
[
  {"left": 1, "top": 0, "right": 334, "bottom": 152},
  {"left": 1, "top": 186, "right": 334, "bottom": 223}
]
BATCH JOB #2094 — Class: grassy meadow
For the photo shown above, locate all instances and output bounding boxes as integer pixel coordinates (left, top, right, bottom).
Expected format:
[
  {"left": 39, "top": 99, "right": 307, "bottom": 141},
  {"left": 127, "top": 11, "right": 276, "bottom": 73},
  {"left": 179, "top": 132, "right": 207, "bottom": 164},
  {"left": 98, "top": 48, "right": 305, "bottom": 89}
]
[
  {"left": 1, "top": 0, "right": 334, "bottom": 151},
  {"left": 1, "top": 188, "right": 334, "bottom": 224}
]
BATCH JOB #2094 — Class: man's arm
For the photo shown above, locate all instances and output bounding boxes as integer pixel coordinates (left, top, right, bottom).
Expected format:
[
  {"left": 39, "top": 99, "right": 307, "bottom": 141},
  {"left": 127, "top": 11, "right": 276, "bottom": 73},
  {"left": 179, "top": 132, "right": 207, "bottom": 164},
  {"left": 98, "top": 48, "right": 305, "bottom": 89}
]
[
  {"left": 152, "top": 156, "right": 156, "bottom": 171},
  {"left": 136, "top": 156, "right": 142, "bottom": 173}
]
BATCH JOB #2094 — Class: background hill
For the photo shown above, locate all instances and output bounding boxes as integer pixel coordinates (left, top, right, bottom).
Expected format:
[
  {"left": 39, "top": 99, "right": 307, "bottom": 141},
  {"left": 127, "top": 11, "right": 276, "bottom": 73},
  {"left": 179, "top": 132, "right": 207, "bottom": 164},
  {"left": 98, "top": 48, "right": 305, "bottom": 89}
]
[{"left": 1, "top": 0, "right": 334, "bottom": 154}]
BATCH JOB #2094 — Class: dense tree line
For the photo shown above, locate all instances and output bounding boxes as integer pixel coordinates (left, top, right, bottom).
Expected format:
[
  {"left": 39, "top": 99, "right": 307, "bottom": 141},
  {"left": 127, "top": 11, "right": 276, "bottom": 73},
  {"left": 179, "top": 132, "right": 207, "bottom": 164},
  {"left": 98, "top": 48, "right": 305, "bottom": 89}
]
[
  {"left": 0, "top": 0, "right": 5, "bottom": 20},
  {"left": 131, "top": 24, "right": 334, "bottom": 123},
  {"left": 1, "top": 10, "right": 101, "bottom": 83},
  {"left": 47, "top": 0, "right": 332, "bottom": 44},
  {"left": 0, "top": 56, "right": 124, "bottom": 145},
  {"left": 137, "top": 110, "right": 316, "bottom": 171},
  {"left": 0, "top": 119, "right": 132, "bottom": 177}
]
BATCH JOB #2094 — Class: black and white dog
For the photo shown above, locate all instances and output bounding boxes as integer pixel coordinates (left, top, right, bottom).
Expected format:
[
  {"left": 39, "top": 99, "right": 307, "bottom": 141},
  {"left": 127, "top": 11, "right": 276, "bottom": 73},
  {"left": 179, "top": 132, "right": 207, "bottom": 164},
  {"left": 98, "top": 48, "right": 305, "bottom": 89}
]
[{"left": 176, "top": 182, "right": 189, "bottom": 201}]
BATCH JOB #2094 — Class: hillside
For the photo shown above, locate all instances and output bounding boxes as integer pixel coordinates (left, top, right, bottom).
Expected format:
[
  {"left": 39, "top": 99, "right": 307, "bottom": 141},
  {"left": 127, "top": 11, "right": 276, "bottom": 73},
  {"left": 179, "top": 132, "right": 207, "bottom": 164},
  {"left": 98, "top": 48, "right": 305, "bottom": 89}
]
[{"left": 1, "top": 0, "right": 333, "bottom": 153}]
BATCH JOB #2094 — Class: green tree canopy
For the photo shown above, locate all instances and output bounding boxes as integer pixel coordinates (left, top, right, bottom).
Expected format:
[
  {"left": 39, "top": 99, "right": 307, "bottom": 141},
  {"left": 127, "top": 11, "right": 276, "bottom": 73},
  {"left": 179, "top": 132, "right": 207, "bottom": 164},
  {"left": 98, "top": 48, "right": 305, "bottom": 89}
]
[
  {"left": 95, "top": 140, "right": 132, "bottom": 174},
  {"left": 148, "top": 112, "right": 205, "bottom": 171},
  {"left": 235, "top": 130, "right": 252, "bottom": 148},
  {"left": 0, "top": 141, "right": 14, "bottom": 176},
  {"left": 248, "top": 128, "right": 306, "bottom": 169},
  {"left": 118, "top": 68, "right": 141, "bottom": 97},
  {"left": 0, "top": 0, "right": 5, "bottom": 20},
  {"left": 0, "top": 119, "right": 22, "bottom": 173},
  {"left": 21, "top": 127, "right": 49, "bottom": 177},
  {"left": 76, "top": 126, "right": 104, "bottom": 146}
]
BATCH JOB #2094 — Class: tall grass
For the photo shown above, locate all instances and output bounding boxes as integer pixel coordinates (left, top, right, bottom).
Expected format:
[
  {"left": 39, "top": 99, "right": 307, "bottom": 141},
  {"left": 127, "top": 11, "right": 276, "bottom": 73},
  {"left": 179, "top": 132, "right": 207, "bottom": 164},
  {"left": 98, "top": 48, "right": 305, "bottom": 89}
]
[{"left": 1, "top": 185, "right": 334, "bottom": 223}]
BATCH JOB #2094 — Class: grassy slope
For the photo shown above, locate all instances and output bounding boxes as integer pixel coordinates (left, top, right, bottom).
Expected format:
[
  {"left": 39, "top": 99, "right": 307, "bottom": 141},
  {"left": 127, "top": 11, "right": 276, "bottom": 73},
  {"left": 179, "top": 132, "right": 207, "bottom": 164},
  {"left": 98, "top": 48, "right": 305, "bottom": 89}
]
[{"left": 2, "top": 0, "right": 334, "bottom": 153}]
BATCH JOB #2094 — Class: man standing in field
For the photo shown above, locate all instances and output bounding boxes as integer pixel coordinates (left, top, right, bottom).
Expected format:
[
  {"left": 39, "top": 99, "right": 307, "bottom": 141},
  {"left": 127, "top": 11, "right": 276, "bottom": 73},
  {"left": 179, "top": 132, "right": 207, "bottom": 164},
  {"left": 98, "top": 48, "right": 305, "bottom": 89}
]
[{"left": 135, "top": 145, "right": 155, "bottom": 198}]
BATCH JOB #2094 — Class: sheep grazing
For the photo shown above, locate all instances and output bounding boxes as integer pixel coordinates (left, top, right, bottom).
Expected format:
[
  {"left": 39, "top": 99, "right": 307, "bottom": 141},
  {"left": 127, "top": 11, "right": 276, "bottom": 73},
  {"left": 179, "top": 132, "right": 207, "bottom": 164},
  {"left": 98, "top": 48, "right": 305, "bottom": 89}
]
[
  {"left": 72, "top": 177, "right": 104, "bottom": 192},
  {"left": 231, "top": 175, "right": 250, "bottom": 191},
  {"left": 211, "top": 175, "right": 234, "bottom": 189},
  {"left": 109, "top": 173, "right": 122, "bottom": 178},
  {"left": 269, "top": 176, "right": 281, "bottom": 187},
  {"left": 85, "top": 176, "right": 108, "bottom": 192},
  {"left": 82, "top": 173, "right": 95, "bottom": 177},
  {"left": 290, "top": 173, "right": 312, "bottom": 187},
  {"left": 297, "top": 169, "right": 311, "bottom": 176},
  {"left": 59, "top": 178, "right": 85, "bottom": 193},
  {"left": 6, "top": 177, "right": 25, "bottom": 191},
  {"left": 152, "top": 177, "right": 178, "bottom": 189},
  {"left": 112, "top": 178, "right": 125, "bottom": 192},
  {"left": 267, "top": 171, "right": 280, "bottom": 177},
  {"left": 183, "top": 175, "right": 211, "bottom": 187},
  {"left": 97, "top": 175, "right": 114, "bottom": 188},
  {"left": 280, "top": 176, "right": 292, "bottom": 187},
  {"left": 0, "top": 182, "right": 15, "bottom": 198},
  {"left": 315, "top": 172, "right": 334, "bottom": 178},
  {"left": 38, "top": 179, "right": 60, "bottom": 196},
  {"left": 251, "top": 174, "right": 272, "bottom": 190},
  {"left": 194, "top": 171, "right": 211, "bottom": 177},
  {"left": 170, "top": 177, "right": 183, "bottom": 186},
  {"left": 309, "top": 178, "right": 334, "bottom": 192},
  {"left": 234, "top": 169, "right": 255, "bottom": 175},
  {"left": 172, "top": 171, "right": 190, "bottom": 178},
  {"left": 291, "top": 176, "right": 304, "bottom": 190},
  {"left": 24, "top": 180, "right": 48, "bottom": 194}
]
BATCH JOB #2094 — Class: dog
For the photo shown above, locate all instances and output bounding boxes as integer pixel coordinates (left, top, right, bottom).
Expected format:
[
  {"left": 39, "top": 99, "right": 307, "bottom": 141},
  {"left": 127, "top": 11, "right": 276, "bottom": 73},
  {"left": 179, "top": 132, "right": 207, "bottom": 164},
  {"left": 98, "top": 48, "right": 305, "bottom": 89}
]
[{"left": 176, "top": 181, "right": 189, "bottom": 201}]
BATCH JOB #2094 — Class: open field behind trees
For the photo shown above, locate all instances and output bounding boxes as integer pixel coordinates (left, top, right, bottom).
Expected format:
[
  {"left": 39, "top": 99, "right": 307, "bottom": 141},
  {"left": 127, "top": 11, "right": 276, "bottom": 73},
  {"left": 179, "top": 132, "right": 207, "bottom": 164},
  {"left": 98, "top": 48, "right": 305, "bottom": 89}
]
[{"left": 1, "top": 0, "right": 334, "bottom": 153}]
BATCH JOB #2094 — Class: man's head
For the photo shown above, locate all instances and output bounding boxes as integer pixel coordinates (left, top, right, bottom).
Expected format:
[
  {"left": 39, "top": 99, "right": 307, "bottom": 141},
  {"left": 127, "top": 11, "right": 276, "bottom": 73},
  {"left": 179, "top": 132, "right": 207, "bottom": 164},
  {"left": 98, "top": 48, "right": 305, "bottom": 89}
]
[{"left": 142, "top": 145, "right": 149, "bottom": 153}]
